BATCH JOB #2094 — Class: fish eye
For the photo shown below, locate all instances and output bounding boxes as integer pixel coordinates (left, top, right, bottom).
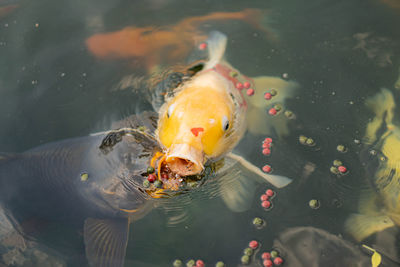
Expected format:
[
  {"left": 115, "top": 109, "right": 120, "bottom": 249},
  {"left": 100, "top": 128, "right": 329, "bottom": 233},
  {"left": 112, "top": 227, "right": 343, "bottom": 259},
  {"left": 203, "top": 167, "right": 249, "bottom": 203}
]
[
  {"left": 167, "top": 103, "right": 175, "bottom": 118},
  {"left": 222, "top": 116, "right": 229, "bottom": 131}
]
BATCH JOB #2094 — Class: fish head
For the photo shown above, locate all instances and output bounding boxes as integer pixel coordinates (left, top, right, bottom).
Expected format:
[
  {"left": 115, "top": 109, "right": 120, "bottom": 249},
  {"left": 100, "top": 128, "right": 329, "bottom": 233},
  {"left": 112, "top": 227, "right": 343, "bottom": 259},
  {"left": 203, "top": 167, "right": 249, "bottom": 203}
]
[{"left": 157, "top": 73, "right": 246, "bottom": 176}]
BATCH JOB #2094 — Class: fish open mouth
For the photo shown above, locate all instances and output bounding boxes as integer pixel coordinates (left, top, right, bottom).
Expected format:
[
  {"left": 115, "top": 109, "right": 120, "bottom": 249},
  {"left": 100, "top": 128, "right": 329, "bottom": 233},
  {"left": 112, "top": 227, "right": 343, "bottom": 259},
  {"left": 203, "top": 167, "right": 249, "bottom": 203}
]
[{"left": 165, "top": 144, "right": 204, "bottom": 176}]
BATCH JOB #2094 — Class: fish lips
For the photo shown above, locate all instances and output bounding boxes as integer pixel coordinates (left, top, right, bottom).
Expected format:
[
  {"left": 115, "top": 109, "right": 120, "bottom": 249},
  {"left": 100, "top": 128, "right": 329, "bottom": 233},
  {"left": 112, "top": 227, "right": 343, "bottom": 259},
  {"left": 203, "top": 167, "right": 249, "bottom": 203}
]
[{"left": 165, "top": 144, "right": 204, "bottom": 176}]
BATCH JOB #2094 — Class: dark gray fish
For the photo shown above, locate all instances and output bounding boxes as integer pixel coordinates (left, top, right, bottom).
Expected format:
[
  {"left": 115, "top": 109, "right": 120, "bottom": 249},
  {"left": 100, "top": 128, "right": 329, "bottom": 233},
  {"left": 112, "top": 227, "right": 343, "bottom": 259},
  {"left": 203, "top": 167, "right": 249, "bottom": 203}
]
[{"left": 0, "top": 115, "right": 161, "bottom": 267}]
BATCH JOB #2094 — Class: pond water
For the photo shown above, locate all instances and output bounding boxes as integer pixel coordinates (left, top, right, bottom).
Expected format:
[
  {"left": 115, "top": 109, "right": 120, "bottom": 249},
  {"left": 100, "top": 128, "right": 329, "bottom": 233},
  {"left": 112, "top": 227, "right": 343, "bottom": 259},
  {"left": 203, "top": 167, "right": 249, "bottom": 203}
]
[{"left": 0, "top": 0, "right": 399, "bottom": 266}]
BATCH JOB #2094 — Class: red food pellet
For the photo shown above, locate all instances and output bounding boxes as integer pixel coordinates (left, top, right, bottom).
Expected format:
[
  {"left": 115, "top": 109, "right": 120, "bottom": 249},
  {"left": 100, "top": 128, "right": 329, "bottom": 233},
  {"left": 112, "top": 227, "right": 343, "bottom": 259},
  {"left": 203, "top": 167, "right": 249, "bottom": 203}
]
[
  {"left": 260, "top": 194, "right": 269, "bottom": 201},
  {"left": 161, "top": 173, "right": 168, "bottom": 180},
  {"left": 263, "top": 259, "right": 273, "bottom": 267},
  {"left": 268, "top": 108, "right": 277, "bottom": 116},
  {"left": 147, "top": 174, "right": 156, "bottom": 183},
  {"left": 262, "top": 165, "right": 272, "bottom": 173},
  {"left": 198, "top": 42, "right": 207, "bottom": 50},
  {"left": 264, "top": 137, "right": 273, "bottom": 143},
  {"left": 262, "top": 142, "right": 271, "bottom": 148},
  {"left": 246, "top": 88, "right": 255, "bottom": 96},
  {"left": 262, "top": 252, "right": 271, "bottom": 260},
  {"left": 264, "top": 92, "right": 272, "bottom": 100},
  {"left": 261, "top": 200, "right": 271, "bottom": 208},
  {"left": 274, "top": 257, "right": 283, "bottom": 265},
  {"left": 249, "top": 240, "right": 259, "bottom": 249},
  {"left": 262, "top": 148, "right": 271, "bottom": 155},
  {"left": 243, "top": 81, "right": 251, "bottom": 89},
  {"left": 266, "top": 189, "right": 275, "bottom": 197},
  {"left": 236, "top": 82, "right": 243, "bottom": 90},
  {"left": 196, "top": 259, "right": 205, "bottom": 267},
  {"left": 338, "top": 165, "right": 347, "bottom": 173}
]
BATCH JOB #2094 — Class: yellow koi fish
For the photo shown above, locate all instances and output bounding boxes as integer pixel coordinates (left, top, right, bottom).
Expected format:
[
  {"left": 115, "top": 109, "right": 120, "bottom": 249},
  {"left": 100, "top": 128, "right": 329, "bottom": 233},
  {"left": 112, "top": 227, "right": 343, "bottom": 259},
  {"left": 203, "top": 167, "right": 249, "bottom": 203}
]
[{"left": 155, "top": 31, "right": 292, "bottom": 189}]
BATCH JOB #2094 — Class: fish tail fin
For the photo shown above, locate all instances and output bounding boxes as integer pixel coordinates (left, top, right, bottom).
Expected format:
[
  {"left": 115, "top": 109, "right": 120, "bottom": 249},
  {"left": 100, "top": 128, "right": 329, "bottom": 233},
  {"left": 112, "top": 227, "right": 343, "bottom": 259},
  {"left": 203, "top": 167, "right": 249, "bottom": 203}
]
[
  {"left": 203, "top": 31, "right": 227, "bottom": 70},
  {"left": 364, "top": 88, "right": 395, "bottom": 144},
  {"left": 345, "top": 213, "right": 394, "bottom": 242},
  {"left": 345, "top": 190, "right": 395, "bottom": 242},
  {"left": 240, "top": 9, "right": 279, "bottom": 42}
]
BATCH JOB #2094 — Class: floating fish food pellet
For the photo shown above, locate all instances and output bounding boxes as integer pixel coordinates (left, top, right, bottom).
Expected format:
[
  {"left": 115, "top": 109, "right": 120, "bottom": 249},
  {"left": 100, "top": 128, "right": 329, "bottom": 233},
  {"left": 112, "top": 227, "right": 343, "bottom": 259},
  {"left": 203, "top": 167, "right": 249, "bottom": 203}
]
[
  {"left": 249, "top": 240, "right": 259, "bottom": 249},
  {"left": 154, "top": 180, "right": 163, "bottom": 188},
  {"left": 330, "top": 166, "right": 339, "bottom": 174},
  {"left": 230, "top": 71, "right": 238, "bottom": 77},
  {"left": 143, "top": 180, "right": 150, "bottom": 188},
  {"left": 80, "top": 172, "right": 89, "bottom": 181},
  {"left": 262, "top": 165, "right": 272, "bottom": 173},
  {"left": 309, "top": 199, "right": 320, "bottom": 209},
  {"left": 273, "top": 104, "right": 282, "bottom": 112},
  {"left": 274, "top": 257, "right": 283, "bottom": 265},
  {"left": 305, "top": 138, "right": 315, "bottom": 146},
  {"left": 236, "top": 82, "right": 244, "bottom": 90},
  {"left": 196, "top": 260, "right": 205, "bottom": 267},
  {"left": 147, "top": 166, "right": 155, "bottom": 174},
  {"left": 266, "top": 189, "right": 275, "bottom": 197},
  {"left": 263, "top": 259, "right": 273, "bottom": 267},
  {"left": 268, "top": 108, "right": 277, "bottom": 116},
  {"left": 270, "top": 89, "right": 277, "bottom": 96},
  {"left": 260, "top": 194, "right": 269, "bottom": 201},
  {"left": 243, "top": 81, "right": 251, "bottom": 89},
  {"left": 173, "top": 259, "right": 183, "bottom": 267},
  {"left": 198, "top": 42, "right": 207, "bottom": 50},
  {"left": 270, "top": 250, "right": 279, "bottom": 258},
  {"left": 215, "top": 262, "right": 225, "bottom": 267},
  {"left": 338, "top": 165, "right": 347, "bottom": 173},
  {"left": 333, "top": 160, "right": 342, "bottom": 167},
  {"left": 264, "top": 137, "right": 273, "bottom": 143},
  {"left": 262, "top": 142, "right": 271, "bottom": 149},
  {"left": 262, "top": 148, "right": 271, "bottom": 155},
  {"left": 282, "top": 73, "right": 289, "bottom": 79},
  {"left": 244, "top": 247, "right": 253, "bottom": 256},
  {"left": 284, "top": 110, "right": 295, "bottom": 119},
  {"left": 246, "top": 88, "right": 255, "bottom": 96},
  {"left": 241, "top": 255, "right": 250, "bottom": 265},
  {"left": 336, "top": 145, "right": 347, "bottom": 153},
  {"left": 186, "top": 259, "right": 195, "bottom": 267},
  {"left": 264, "top": 92, "right": 272, "bottom": 100},
  {"left": 261, "top": 252, "right": 271, "bottom": 260},
  {"left": 252, "top": 217, "right": 264, "bottom": 227},
  {"left": 299, "top": 135, "right": 307, "bottom": 145},
  {"left": 147, "top": 174, "right": 156, "bottom": 183},
  {"left": 261, "top": 200, "right": 271, "bottom": 209}
]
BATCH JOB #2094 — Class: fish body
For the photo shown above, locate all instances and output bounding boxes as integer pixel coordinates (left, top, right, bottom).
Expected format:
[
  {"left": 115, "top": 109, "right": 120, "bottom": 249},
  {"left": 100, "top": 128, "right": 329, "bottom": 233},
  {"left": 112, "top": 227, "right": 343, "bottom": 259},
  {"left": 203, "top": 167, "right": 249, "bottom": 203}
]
[
  {"left": 0, "top": 128, "right": 160, "bottom": 267},
  {"left": 345, "top": 88, "right": 400, "bottom": 242}
]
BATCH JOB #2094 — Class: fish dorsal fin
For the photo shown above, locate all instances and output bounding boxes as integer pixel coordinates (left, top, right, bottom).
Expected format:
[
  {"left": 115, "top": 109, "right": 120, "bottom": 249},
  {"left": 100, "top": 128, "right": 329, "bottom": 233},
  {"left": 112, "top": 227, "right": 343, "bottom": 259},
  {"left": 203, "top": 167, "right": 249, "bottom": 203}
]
[
  {"left": 84, "top": 218, "right": 129, "bottom": 267},
  {"left": 203, "top": 31, "right": 227, "bottom": 70}
]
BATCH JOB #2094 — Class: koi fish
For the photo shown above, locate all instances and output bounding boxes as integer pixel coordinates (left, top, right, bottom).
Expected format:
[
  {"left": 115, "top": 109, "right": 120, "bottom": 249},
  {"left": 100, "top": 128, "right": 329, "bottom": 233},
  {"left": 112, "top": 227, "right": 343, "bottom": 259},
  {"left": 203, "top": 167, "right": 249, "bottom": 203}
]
[
  {"left": 85, "top": 9, "right": 276, "bottom": 71},
  {"left": 345, "top": 88, "right": 400, "bottom": 242},
  {"left": 155, "top": 31, "right": 292, "bottom": 189}
]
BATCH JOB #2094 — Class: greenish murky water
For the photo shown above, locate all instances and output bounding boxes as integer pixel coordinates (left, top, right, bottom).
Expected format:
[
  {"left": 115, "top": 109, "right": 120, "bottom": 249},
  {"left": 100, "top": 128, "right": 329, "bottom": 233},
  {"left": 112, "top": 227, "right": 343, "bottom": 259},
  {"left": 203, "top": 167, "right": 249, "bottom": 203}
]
[{"left": 0, "top": 0, "right": 399, "bottom": 266}]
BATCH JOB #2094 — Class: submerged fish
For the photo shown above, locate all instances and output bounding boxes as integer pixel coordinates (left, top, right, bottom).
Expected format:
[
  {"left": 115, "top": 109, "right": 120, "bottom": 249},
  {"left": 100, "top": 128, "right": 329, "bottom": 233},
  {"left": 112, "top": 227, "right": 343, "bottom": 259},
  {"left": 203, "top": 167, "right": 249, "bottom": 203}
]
[
  {"left": 155, "top": 31, "right": 292, "bottom": 189},
  {"left": 85, "top": 9, "right": 275, "bottom": 71},
  {"left": 0, "top": 121, "right": 173, "bottom": 267},
  {"left": 345, "top": 88, "right": 400, "bottom": 242}
]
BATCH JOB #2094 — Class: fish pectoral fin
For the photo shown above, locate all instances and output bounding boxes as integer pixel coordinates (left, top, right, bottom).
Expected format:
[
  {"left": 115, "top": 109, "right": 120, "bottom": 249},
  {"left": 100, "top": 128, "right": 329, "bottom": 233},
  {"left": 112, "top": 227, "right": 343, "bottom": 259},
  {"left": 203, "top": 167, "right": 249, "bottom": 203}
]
[
  {"left": 344, "top": 213, "right": 395, "bottom": 242},
  {"left": 226, "top": 152, "right": 292, "bottom": 188},
  {"left": 84, "top": 217, "right": 130, "bottom": 267}
]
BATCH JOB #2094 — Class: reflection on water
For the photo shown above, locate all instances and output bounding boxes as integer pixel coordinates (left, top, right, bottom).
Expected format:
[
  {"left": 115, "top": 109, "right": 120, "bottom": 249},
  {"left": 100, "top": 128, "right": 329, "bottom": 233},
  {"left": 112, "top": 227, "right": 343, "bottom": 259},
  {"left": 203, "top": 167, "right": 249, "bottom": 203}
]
[{"left": 0, "top": 0, "right": 400, "bottom": 266}]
